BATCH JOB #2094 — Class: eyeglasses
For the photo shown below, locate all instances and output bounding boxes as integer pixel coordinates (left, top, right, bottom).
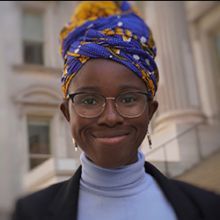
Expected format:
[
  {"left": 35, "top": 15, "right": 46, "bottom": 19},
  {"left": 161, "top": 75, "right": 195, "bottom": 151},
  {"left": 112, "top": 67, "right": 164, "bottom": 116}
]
[{"left": 67, "top": 91, "right": 149, "bottom": 118}]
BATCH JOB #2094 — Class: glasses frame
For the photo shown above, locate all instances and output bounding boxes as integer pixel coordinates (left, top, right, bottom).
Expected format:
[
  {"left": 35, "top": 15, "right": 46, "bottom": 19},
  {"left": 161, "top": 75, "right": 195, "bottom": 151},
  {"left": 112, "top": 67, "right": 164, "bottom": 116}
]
[{"left": 66, "top": 91, "right": 150, "bottom": 118}]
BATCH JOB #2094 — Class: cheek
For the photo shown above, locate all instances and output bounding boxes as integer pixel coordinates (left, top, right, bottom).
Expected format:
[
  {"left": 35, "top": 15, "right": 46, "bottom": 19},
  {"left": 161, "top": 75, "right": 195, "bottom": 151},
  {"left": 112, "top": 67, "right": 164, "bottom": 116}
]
[
  {"left": 69, "top": 111, "right": 93, "bottom": 146},
  {"left": 69, "top": 108, "right": 82, "bottom": 140},
  {"left": 70, "top": 116, "right": 83, "bottom": 141},
  {"left": 136, "top": 111, "right": 149, "bottom": 138},
  {"left": 70, "top": 119, "right": 78, "bottom": 140},
  {"left": 137, "top": 121, "right": 148, "bottom": 138}
]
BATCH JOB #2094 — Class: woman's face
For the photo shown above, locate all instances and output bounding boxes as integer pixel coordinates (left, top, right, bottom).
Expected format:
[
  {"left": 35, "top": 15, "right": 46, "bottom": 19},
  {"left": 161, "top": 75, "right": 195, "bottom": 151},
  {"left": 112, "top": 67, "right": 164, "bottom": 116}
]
[{"left": 61, "top": 59, "right": 158, "bottom": 168}]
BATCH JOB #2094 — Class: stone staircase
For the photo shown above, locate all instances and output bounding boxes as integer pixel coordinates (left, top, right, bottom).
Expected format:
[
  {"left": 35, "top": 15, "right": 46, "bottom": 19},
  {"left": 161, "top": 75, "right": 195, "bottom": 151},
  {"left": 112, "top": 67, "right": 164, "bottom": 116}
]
[{"left": 142, "top": 116, "right": 220, "bottom": 180}]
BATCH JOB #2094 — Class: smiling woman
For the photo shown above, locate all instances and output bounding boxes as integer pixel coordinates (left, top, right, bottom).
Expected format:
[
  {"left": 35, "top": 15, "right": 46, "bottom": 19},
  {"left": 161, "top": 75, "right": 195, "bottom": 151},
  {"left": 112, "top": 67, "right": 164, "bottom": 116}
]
[
  {"left": 12, "top": 1, "right": 220, "bottom": 220},
  {"left": 61, "top": 59, "right": 158, "bottom": 168}
]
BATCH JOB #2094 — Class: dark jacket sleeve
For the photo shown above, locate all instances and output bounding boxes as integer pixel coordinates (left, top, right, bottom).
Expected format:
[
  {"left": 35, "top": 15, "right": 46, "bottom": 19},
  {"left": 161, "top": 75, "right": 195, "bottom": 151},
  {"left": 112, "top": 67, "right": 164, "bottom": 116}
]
[
  {"left": 10, "top": 181, "right": 66, "bottom": 220},
  {"left": 11, "top": 199, "right": 27, "bottom": 220},
  {"left": 173, "top": 180, "right": 220, "bottom": 220}
]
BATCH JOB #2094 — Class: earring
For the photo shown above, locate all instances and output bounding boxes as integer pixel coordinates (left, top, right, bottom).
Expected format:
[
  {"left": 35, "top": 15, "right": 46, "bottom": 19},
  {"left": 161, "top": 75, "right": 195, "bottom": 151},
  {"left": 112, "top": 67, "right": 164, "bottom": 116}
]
[
  {"left": 147, "top": 131, "right": 152, "bottom": 149},
  {"left": 72, "top": 138, "right": 78, "bottom": 152}
]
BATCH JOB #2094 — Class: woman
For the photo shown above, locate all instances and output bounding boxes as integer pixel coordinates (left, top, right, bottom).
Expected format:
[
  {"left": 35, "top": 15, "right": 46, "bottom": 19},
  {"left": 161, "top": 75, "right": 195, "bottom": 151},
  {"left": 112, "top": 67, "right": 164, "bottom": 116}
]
[{"left": 13, "top": 1, "right": 220, "bottom": 220}]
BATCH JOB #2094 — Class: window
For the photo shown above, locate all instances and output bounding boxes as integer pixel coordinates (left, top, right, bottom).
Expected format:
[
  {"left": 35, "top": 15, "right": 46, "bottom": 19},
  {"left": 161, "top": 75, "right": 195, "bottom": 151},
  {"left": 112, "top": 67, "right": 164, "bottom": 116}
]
[
  {"left": 27, "top": 117, "right": 51, "bottom": 169},
  {"left": 22, "top": 10, "right": 44, "bottom": 65}
]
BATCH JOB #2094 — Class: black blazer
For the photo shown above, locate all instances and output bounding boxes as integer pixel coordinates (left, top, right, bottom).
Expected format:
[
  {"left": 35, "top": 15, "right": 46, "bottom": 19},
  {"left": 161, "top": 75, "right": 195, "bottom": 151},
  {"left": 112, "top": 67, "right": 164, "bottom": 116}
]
[{"left": 12, "top": 161, "right": 220, "bottom": 220}]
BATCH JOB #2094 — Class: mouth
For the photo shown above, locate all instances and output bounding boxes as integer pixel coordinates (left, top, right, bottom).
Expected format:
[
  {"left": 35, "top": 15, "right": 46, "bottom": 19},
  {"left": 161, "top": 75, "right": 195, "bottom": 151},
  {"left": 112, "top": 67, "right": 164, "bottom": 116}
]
[
  {"left": 92, "top": 131, "right": 130, "bottom": 145},
  {"left": 95, "top": 135, "right": 129, "bottom": 145}
]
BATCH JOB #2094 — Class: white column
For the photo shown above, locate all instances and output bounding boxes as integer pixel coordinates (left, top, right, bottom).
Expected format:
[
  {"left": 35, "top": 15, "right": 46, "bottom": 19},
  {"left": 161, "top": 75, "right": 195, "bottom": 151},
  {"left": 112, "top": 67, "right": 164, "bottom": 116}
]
[
  {"left": 0, "top": 1, "right": 18, "bottom": 213},
  {"left": 145, "top": 2, "right": 204, "bottom": 129}
]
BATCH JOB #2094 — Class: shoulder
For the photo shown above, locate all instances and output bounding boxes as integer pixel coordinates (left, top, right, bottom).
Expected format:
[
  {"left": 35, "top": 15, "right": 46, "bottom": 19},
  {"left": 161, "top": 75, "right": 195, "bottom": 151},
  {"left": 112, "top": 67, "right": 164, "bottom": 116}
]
[
  {"left": 144, "top": 161, "right": 220, "bottom": 219},
  {"left": 12, "top": 180, "right": 68, "bottom": 220},
  {"left": 172, "top": 179, "right": 220, "bottom": 202},
  {"left": 12, "top": 166, "right": 82, "bottom": 220},
  {"left": 145, "top": 160, "right": 220, "bottom": 204},
  {"left": 20, "top": 180, "right": 66, "bottom": 206},
  {"left": 172, "top": 179, "right": 220, "bottom": 217}
]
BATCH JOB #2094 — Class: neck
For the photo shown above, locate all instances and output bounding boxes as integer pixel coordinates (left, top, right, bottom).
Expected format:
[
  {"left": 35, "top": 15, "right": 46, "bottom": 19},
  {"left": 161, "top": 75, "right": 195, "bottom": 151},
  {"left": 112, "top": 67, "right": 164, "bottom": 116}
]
[{"left": 80, "top": 151, "right": 148, "bottom": 197}]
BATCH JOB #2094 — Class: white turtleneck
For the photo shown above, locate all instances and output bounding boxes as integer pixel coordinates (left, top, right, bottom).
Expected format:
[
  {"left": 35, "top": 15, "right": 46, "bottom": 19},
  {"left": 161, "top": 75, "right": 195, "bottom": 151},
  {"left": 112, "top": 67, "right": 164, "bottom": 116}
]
[{"left": 77, "top": 151, "right": 177, "bottom": 220}]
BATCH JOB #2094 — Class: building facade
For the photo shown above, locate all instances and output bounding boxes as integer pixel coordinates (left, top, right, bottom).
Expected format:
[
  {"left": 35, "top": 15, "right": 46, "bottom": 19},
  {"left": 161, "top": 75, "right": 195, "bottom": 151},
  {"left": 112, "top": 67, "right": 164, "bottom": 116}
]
[{"left": 0, "top": 1, "right": 219, "bottom": 219}]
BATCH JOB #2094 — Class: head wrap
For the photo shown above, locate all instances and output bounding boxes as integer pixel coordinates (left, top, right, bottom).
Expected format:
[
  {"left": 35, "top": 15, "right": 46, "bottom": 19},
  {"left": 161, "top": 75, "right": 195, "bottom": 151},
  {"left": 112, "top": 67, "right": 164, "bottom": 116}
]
[{"left": 60, "top": 1, "right": 159, "bottom": 99}]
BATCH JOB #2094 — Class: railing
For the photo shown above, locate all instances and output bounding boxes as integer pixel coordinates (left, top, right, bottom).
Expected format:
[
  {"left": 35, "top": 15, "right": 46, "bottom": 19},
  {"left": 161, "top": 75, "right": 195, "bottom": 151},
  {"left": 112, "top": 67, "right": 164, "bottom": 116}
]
[{"left": 146, "top": 112, "right": 220, "bottom": 176}]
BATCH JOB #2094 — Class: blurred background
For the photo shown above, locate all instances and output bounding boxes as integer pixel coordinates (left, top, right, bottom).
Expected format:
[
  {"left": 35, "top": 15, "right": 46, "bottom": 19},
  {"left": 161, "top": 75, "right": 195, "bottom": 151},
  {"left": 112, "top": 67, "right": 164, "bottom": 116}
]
[{"left": 0, "top": 1, "right": 220, "bottom": 219}]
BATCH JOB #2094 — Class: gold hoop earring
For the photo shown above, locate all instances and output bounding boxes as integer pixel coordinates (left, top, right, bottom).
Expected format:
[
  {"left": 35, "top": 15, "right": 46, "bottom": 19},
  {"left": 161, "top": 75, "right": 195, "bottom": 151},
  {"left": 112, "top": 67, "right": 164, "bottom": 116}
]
[
  {"left": 72, "top": 138, "right": 78, "bottom": 152},
  {"left": 147, "top": 131, "right": 152, "bottom": 149}
]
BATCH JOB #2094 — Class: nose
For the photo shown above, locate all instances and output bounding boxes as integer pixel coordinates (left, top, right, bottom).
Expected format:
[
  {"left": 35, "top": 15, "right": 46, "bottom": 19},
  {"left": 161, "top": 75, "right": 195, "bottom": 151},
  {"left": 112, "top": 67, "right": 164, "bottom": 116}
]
[{"left": 97, "top": 99, "right": 124, "bottom": 127}]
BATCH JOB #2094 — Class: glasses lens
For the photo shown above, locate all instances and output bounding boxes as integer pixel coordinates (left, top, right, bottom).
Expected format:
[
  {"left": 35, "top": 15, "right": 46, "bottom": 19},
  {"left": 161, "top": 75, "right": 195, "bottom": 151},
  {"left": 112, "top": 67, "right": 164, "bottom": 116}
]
[
  {"left": 116, "top": 92, "right": 147, "bottom": 118},
  {"left": 73, "top": 93, "right": 105, "bottom": 118}
]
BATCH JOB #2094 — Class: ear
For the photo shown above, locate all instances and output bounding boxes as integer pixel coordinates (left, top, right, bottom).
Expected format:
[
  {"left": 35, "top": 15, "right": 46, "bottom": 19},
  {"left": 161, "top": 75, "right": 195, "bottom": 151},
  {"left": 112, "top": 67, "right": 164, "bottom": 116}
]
[
  {"left": 60, "top": 100, "right": 70, "bottom": 122},
  {"left": 148, "top": 100, "right": 158, "bottom": 122}
]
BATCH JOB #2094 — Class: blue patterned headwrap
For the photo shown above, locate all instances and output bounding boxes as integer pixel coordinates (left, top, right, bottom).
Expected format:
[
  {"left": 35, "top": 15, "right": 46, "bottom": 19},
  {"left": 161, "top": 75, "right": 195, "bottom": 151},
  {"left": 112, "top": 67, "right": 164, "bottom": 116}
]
[{"left": 60, "top": 1, "right": 159, "bottom": 99}]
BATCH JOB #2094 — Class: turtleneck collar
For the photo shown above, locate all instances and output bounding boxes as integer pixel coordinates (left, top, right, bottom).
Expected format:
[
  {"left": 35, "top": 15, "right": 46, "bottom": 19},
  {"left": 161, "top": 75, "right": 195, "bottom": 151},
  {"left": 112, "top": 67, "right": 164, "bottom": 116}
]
[{"left": 80, "top": 151, "right": 152, "bottom": 197}]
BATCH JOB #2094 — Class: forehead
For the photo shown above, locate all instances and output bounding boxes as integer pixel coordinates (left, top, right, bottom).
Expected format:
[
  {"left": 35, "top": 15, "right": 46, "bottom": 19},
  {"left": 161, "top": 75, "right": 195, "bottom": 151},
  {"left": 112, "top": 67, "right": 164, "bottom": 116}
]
[{"left": 68, "top": 59, "right": 147, "bottom": 94}]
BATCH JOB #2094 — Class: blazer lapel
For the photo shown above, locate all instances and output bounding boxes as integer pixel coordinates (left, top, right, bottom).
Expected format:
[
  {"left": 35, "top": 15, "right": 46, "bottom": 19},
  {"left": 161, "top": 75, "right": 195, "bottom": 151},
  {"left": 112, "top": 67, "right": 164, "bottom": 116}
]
[
  {"left": 144, "top": 161, "right": 201, "bottom": 220},
  {"left": 48, "top": 166, "right": 82, "bottom": 220}
]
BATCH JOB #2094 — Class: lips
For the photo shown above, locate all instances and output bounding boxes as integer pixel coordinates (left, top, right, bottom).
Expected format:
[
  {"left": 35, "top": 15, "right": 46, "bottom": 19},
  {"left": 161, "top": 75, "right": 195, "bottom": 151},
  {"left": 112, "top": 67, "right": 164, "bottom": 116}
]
[
  {"left": 92, "top": 130, "right": 130, "bottom": 145},
  {"left": 94, "top": 135, "right": 129, "bottom": 145},
  {"left": 92, "top": 130, "right": 129, "bottom": 138}
]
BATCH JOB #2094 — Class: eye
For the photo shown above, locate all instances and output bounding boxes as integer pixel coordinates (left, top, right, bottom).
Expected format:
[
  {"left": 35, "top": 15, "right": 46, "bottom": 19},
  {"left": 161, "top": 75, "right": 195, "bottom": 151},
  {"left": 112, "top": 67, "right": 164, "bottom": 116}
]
[
  {"left": 119, "top": 93, "right": 138, "bottom": 104},
  {"left": 122, "top": 96, "right": 136, "bottom": 103},
  {"left": 74, "top": 93, "right": 104, "bottom": 107},
  {"left": 80, "top": 96, "right": 98, "bottom": 105}
]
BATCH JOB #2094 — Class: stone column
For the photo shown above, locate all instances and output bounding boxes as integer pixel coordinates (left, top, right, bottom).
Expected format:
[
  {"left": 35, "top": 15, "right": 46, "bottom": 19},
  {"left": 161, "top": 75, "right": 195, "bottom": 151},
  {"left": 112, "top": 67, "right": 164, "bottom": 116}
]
[
  {"left": 145, "top": 1, "right": 204, "bottom": 130},
  {"left": 0, "top": 1, "right": 18, "bottom": 215}
]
